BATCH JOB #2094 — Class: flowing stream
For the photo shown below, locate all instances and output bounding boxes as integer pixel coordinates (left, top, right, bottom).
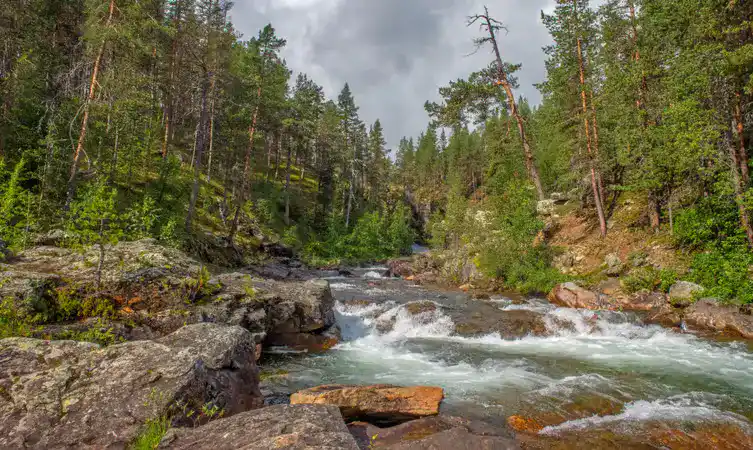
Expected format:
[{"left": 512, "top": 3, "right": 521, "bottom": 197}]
[{"left": 262, "top": 266, "right": 753, "bottom": 448}]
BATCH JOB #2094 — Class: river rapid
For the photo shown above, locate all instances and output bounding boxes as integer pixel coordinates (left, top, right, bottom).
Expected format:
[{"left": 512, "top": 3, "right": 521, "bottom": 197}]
[{"left": 261, "top": 266, "right": 753, "bottom": 448}]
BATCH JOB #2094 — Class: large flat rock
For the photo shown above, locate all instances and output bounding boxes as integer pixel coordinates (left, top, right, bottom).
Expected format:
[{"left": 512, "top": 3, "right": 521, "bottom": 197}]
[
  {"left": 348, "top": 416, "right": 518, "bottom": 450},
  {"left": 159, "top": 404, "right": 359, "bottom": 450},
  {"left": 290, "top": 384, "right": 444, "bottom": 425},
  {"left": 0, "top": 323, "right": 262, "bottom": 449}
]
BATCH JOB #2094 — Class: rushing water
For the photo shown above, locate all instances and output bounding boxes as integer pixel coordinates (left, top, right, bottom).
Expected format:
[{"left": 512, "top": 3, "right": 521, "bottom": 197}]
[{"left": 261, "top": 267, "right": 753, "bottom": 448}]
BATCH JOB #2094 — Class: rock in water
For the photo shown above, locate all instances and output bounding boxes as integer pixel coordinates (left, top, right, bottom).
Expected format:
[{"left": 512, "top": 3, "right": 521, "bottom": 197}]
[
  {"left": 348, "top": 415, "right": 518, "bottom": 450},
  {"left": 684, "top": 298, "right": 753, "bottom": 339},
  {"left": 548, "top": 282, "right": 603, "bottom": 310},
  {"left": 0, "top": 323, "right": 263, "bottom": 449},
  {"left": 290, "top": 384, "right": 444, "bottom": 425},
  {"left": 159, "top": 404, "right": 359, "bottom": 450}
]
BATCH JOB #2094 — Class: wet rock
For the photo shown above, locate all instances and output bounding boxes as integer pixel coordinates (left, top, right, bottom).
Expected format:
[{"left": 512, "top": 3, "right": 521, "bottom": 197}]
[
  {"left": 246, "top": 263, "right": 292, "bottom": 280},
  {"left": 624, "top": 291, "right": 668, "bottom": 312},
  {"left": 378, "top": 427, "right": 518, "bottom": 450},
  {"left": 644, "top": 302, "right": 684, "bottom": 328},
  {"left": 387, "top": 258, "right": 415, "bottom": 278},
  {"left": 349, "top": 415, "right": 515, "bottom": 450},
  {"left": 548, "top": 282, "right": 603, "bottom": 310},
  {"left": 0, "top": 323, "right": 263, "bottom": 449},
  {"left": 669, "top": 281, "right": 704, "bottom": 307},
  {"left": 261, "top": 279, "right": 336, "bottom": 333},
  {"left": 684, "top": 298, "right": 753, "bottom": 339},
  {"left": 405, "top": 301, "right": 438, "bottom": 315},
  {"left": 260, "top": 241, "right": 295, "bottom": 258},
  {"left": 290, "top": 384, "right": 444, "bottom": 425},
  {"left": 266, "top": 324, "right": 341, "bottom": 353},
  {"left": 160, "top": 404, "right": 359, "bottom": 450},
  {"left": 339, "top": 268, "right": 355, "bottom": 277},
  {"left": 452, "top": 305, "right": 548, "bottom": 339}
]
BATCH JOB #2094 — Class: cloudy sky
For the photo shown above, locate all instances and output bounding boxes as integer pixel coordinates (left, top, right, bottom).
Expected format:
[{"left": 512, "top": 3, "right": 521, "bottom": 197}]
[{"left": 230, "top": 0, "right": 561, "bottom": 150}]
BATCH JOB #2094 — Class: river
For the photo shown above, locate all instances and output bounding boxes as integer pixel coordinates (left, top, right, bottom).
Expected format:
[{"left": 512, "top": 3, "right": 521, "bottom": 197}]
[{"left": 261, "top": 266, "right": 753, "bottom": 448}]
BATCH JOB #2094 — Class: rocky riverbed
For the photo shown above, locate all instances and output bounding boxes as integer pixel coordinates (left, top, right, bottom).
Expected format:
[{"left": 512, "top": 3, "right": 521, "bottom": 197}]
[{"left": 2, "top": 242, "right": 753, "bottom": 449}]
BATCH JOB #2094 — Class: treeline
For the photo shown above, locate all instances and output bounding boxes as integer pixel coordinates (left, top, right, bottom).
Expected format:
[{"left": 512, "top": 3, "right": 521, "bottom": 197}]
[
  {"left": 399, "top": 0, "right": 753, "bottom": 300},
  {"left": 0, "top": 0, "right": 413, "bottom": 264}
]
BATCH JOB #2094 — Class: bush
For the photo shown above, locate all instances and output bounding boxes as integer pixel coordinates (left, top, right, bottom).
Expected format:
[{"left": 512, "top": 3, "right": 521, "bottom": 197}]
[
  {"left": 688, "top": 247, "right": 753, "bottom": 304},
  {"left": 302, "top": 205, "right": 415, "bottom": 264},
  {"left": 472, "top": 179, "right": 566, "bottom": 294},
  {"left": 673, "top": 195, "right": 753, "bottom": 303},
  {"left": 621, "top": 267, "right": 679, "bottom": 294}
]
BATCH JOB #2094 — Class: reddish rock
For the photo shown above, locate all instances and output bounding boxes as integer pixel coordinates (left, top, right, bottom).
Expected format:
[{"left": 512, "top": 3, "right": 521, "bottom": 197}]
[
  {"left": 349, "top": 416, "right": 517, "bottom": 450},
  {"left": 507, "top": 416, "right": 545, "bottom": 434},
  {"left": 266, "top": 325, "right": 340, "bottom": 353},
  {"left": 290, "top": 384, "right": 444, "bottom": 424},
  {"left": 387, "top": 259, "right": 415, "bottom": 278},
  {"left": 548, "top": 282, "right": 602, "bottom": 309},
  {"left": 685, "top": 299, "right": 753, "bottom": 339}
]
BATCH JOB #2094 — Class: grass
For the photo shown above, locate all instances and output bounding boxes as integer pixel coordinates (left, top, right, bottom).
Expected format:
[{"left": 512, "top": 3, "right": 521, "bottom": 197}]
[{"left": 130, "top": 417, "right": 170, "bottom": 450}]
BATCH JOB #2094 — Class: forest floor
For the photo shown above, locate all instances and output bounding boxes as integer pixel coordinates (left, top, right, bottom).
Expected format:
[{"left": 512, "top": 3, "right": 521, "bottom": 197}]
[{"left": 547, "top": 192, "right": 692, "bottom": 279}]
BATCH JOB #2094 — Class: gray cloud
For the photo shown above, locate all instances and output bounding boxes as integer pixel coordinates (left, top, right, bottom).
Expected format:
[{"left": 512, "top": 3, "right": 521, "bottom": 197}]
[{"left": 230, "top": 0, "right": 558, "bottom": 150}]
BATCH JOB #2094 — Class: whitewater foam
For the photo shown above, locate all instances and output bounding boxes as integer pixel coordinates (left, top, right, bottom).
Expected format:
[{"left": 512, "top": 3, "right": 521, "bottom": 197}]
[{"left": 541, "top": 394, "right": 753, "bottom": 434}]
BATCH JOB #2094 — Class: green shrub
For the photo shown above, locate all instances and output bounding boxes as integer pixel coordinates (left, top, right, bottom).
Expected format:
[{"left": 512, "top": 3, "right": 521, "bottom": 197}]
[
  {"left": 688, "top": 246, "right": 753, "bottom": 304},
  {"left": 302, "top": 205, "right": 415, "bottom": 264},
  {"left": 622, "top": 267, "right": 679, "bottom": 294},
  {"left": 0, "top": 297, "right": 37, "bottom": 338}
]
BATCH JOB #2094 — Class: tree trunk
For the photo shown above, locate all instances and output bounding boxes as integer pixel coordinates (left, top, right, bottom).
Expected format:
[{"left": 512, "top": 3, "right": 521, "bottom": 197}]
[
  {"left": 483, "top": 9, "right": 545, "bottom": 201},
  {"left": 573, "top": 0, "right": 607, "bottom": 238},
  {"left": 96, "top": 219, "right": 105, "bottom": 289},
  {"left": 734, "top": 91, "right": 750, "bottom": 185},
  {"left": 284, "top": 135, "right": 293, "bottom": 226},
  {"left": 648, "top": 192, "right": 661, "bottom": 231},
  {"left": 589, "top": 90, "right": 606, "bottom": 204},
  {"left": 228, "top": 86, "right": 261, "bottom": 244},
  {"left": 67, "top": 0, "right": 116, "bottom": 207},
  {"left": 206, "top": 78, "right": 216, "bottom": 183},
  {"left": 185, "top": 70, "right": 211, "bottom": 232},
  {"left": 274, "top": 133, "right": 281, "bottom": 181},
  {"left": 345, "top": 163, "right": 355, "bottom": 229},
  {"left": 730, "top": 107, "right": 753, "bottom": 247},
  {"left": 162, "top": 0, "right": 183, "bottom": 159}
]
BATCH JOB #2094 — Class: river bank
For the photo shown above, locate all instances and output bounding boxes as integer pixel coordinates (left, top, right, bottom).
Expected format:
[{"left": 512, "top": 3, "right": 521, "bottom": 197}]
[{"left": 1, "top": 240, "right": 752, "bottom": 449}]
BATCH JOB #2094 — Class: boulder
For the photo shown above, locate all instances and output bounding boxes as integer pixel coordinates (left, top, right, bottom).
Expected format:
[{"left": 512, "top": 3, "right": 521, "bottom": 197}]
[
  {"left": 0, "top": 323, "right": 263, "bottom": 449},
  {"left": 684, "top": 299, "right": 753, "bottom": 339},
  {"left": 290, "top": 385, "right": 444, "bottom": 425},
  {"left": 266, "top": 324, "right": 341, "bottom": 353},
  {"left": 159, "top": 404, "right": 359, "bottom": 450},
  {"left": 260, "top": 241, "right": 295, "bottom": 258},
  {"left": 536, "top": 199, "right": 555, "bottom": 216},
  {"left": 452, "top": 307, "right": 548, "bottom": 340},
  {"left": 0, "top": 270, "right": 62, "bottom": 321},
  {"left": 669, "top": 281, "right": 704, "bottom": 306},
  {"left": 349, "top": 416, "right": 518, "bottom": 450},
  {"left": 387, "top": 259, "right": 415, "bottom": 278},
  {"left": 548, "top": 283, "right": 603, "bottom": 310},
  {"left": 550, "top": 192, "right": 569, "bottom": 204},
  {"left": 604, "top": 253, "right": 623, "bottom": 276}
]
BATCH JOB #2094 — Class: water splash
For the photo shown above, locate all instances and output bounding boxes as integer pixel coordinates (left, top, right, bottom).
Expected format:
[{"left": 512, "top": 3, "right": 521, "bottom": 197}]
[{"left": 541, "top": 393, "right": 753, "bottom": 434}]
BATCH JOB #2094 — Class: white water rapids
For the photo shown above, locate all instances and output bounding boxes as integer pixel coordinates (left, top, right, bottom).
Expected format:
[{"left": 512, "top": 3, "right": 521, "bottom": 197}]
[{"left": 263, "top": 268, "right": 753, "bottom": 444}]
